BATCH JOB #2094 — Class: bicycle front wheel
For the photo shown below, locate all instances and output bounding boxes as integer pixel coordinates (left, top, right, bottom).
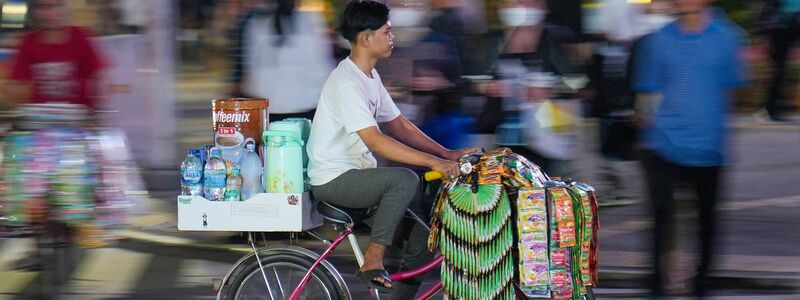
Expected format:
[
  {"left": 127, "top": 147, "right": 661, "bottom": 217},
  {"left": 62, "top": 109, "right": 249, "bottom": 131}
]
[{"left": 219, "top": 252, "right": 343, "bottom": 300}]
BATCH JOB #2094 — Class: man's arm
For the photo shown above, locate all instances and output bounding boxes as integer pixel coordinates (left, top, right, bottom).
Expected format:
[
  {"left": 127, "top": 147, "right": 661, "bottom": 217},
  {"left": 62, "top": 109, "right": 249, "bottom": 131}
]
[
  {"left": 384, "top": 115, "right": 448, "bottom": 158},
  {"left": 383, "top": 115, "right": 475, "bottom": 160},
  {"left": 634, "top": 92, "right": 661, "bottom": 128},
  {"left": 357, "top": 125, "right": 461, "bottom": 178},
  {"left": 631, "top": 34, "right": 662, "bottom": 128}
]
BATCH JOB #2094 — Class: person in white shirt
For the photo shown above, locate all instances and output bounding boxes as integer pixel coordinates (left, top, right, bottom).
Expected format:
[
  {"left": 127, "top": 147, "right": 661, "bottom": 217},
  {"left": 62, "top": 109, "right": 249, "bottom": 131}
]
[
  {"left": 307, "top": 0, "right": 474, "bottom": 293},
  {"left": 234, "top": 0, "right": 334, "bottom": 121}
]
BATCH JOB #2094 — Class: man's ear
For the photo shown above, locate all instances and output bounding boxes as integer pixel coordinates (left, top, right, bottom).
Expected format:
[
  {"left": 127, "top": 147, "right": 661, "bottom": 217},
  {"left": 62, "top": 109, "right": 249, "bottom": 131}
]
[{"left": 358, "top": 31, "right": 372, "bottom": 47}]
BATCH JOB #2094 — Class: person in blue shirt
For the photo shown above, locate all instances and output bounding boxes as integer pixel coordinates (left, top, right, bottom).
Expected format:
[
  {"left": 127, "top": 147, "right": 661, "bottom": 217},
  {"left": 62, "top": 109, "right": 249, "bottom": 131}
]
[{"left": 633, "top": 0, "right": 745, "bottom": 298}]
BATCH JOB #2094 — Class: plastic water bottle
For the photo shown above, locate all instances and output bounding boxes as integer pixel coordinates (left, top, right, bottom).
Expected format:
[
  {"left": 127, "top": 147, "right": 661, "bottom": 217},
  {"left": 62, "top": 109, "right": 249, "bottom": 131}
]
[
  {"left": 204, "top": 149, "right": 227, "bottom": 201},
  {"left": 225, "top": 168, "right": 243, "bottom": 201},
  {"left": 180, "top": 149, "right": 204, "bottom": 196},
  {"left": 239, "top": 143, "right": 263, "bottom": 200}
]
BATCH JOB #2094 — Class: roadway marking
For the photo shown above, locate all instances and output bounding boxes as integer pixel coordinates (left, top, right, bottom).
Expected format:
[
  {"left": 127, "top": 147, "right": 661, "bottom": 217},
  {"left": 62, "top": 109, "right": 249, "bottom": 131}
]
[
  {"left": 0, "top": 239, "right": 39, "bottom": 296},
  {"left": 0, "top": 271, "right": 38, "bottom": 296},
  {"left": 719, "top": 195, "right": 800, "bottom": 211},
  {"left": 129, "top": 213, "right": 175, "bottom": 228},
  {"left": 117, "top": 229, "right": 197, "bottom": 246},
  {"left": 0, "top": 238, "right": 36, "bottom": 270},
  {"left": 176, "top": 259, "right": 220, "bottom": 288},
  {"left": 64, "top": 248, "right": 152, "bottom": 297},
  {"left": 731, "top": 119, "right": 800, "bottom": 130},
  {"left": 600, "top": 195, "right": 800, "bottom": 238},
  {"left": 116, "top": 229, "right": 252, "bottom": 253},
  {"left": 602, "top": 250, "right": 800, "bottom": 274}
]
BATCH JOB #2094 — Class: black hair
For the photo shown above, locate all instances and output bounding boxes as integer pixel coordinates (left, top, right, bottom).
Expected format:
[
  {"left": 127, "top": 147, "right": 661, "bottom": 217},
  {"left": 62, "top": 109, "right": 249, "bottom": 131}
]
[{"left": 338, "top": 0, "right": 389, "bottom": 43}]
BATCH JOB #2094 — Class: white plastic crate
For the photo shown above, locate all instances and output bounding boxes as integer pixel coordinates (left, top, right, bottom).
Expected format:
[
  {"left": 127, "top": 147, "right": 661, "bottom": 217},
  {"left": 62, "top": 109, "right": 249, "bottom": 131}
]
[{"left": 177, "top": 192, "right": 322, "bottom": 232}]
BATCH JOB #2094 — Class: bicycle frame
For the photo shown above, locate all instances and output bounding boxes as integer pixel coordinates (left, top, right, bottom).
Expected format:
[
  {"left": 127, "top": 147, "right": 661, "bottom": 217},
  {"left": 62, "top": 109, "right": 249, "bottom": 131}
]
[{"left": 287, "top": 226, "right": 443, "bottom": 300}]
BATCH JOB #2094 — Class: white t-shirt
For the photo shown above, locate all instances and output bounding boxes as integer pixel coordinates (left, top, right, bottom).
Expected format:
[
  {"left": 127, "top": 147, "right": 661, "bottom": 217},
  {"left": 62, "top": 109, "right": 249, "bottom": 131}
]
[{"left": 307, "top": 57, "right": 401, "bottom": 186}]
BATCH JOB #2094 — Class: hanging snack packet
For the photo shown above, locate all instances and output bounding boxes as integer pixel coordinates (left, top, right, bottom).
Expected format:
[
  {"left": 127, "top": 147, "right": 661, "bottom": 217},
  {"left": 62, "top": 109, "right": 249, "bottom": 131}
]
[
  {"left": 568, "top": 186, "right": 594, "bottom": 286},
  {"left": 518, "top": 189, "right": 547, "bottom": 212},
  {"left": 547, "top": 187, "right": 574, "bottom": 297},
  {"left": 549, "top": 188, "right": 577, "bottom": 247},
  {"left": 574, "top": 182, "right": 600, "bottom": 285},
  {"left": 517, "top": 188, "right": 551, "bottom": 290}
]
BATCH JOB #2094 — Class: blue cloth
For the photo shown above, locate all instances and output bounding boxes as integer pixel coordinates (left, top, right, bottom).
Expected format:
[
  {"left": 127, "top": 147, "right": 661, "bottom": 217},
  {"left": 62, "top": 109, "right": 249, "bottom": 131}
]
[{"left": 633, "top": 8, "right": 746, "bottom": 167}]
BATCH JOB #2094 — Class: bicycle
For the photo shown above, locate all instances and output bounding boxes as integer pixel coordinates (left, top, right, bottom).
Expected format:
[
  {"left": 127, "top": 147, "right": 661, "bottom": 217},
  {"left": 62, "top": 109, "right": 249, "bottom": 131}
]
[{"left": 214, "top": 150, "right": 597, "bottom": 300}]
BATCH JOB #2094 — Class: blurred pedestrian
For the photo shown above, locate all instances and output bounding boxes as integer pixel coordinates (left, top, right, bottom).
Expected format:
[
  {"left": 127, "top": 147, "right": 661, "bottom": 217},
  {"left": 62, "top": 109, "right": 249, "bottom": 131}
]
[
  {"left": 230, "top": 0, "right": 334, "bottom": 122},
  {"left": 589, "top": 0, "right": 674, "bottom": 206},
  {"left": 633, "top": 0, "right": 745, "bottom": 297},
  {"left": 380, "top": 0, "right": 468, "bottom": 150},
  {"left": 5, "top": 0, "right": 106, "bottom": 109},
  {"left": 228, "top": 0, "right": 268, "bottom": 95},
  {"left": 473, "top": 0, "right": 576, "bottom": 174},
  {"left": 429, "top": 0, "right": 468, "bottom": 64},
  {"left": 756, "top": 0, "right": 799, "bottom": 121}
]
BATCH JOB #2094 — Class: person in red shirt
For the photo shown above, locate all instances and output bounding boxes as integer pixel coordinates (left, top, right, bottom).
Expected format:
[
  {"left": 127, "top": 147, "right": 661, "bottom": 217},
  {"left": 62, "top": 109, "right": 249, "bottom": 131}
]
[{"left": 7, "top": 0, "right": 105, "bottom": 108}]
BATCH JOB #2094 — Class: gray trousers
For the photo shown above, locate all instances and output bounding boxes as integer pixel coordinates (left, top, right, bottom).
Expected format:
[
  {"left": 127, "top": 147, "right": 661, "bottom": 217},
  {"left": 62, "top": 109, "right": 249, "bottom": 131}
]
[{"left": 311, "top": 167, "right": 434, "bottom": 299}]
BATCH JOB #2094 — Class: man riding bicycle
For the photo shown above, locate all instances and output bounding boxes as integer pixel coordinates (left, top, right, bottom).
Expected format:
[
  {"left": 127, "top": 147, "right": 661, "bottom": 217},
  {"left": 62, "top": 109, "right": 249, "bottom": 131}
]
[{"left": 306, "top": 0, "right": 474, "bottom": 297}]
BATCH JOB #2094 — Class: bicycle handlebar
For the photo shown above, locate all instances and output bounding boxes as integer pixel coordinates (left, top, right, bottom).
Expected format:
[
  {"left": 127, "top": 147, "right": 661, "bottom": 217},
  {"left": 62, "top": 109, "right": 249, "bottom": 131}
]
[
  {"left": 424, "top": 171, "right": 444, "bottom": 182},
  {"left": 424, "top": 151, "right": 484, "bottom": 182}
]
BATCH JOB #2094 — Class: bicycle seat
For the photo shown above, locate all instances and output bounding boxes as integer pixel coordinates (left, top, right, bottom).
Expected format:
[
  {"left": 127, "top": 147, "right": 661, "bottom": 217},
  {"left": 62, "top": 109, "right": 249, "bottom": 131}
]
[{"left": 316, "top": 201, "right": 376, "bottom": 225}]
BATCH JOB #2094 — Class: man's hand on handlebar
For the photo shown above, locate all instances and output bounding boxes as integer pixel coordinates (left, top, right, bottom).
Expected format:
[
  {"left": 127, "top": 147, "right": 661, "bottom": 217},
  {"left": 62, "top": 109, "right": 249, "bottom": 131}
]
[
  {"left": 443, "top": 147, "right": 481, "bottom": 161},
  {"left": 429, "top": 158, "right": 460, "bottom": 180}
]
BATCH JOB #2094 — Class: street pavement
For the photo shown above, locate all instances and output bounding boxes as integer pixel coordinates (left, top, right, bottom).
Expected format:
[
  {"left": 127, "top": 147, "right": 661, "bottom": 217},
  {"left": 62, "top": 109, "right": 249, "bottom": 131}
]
[{"left": 1, "top": 72, "right": 798, "bottom": 299}]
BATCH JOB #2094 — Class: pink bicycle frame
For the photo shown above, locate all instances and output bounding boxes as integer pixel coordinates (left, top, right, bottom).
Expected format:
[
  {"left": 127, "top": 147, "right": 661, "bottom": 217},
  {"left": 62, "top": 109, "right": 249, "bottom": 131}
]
[{"left": 288, "top": 227, "right": 443, "bottom": 300}]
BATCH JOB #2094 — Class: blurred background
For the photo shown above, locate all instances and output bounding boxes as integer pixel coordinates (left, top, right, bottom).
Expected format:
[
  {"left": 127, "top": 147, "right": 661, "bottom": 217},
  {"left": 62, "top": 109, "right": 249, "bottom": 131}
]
[{"left": 0, "top": 0, "right": 797, "bottom": 299}]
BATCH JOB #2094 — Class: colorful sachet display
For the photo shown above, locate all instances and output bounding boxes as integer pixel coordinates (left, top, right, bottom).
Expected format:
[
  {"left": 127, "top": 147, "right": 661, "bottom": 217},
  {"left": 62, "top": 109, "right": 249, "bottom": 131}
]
[
  {"left": 518, "top": 184, "right": 600, "bottom": 299},
  {"left": 429, "top": 148, "right": 599, "bottom": 300}
]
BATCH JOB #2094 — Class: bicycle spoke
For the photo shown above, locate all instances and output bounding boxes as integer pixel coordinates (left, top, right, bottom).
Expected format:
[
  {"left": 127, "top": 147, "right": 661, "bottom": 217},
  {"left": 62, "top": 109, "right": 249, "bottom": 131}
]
[
  {"left": 250, "top": 235, "right": 276, "bottom": 299},
  {"left": 270, "top": 266, "right": 286, "bottom": 299}
]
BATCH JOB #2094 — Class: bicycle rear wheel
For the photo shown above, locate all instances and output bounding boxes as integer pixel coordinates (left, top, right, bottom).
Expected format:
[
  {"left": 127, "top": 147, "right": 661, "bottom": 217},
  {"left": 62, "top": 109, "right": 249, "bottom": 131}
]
[{"left": 219, "top": 252, "right": 343, "bottom": 300}]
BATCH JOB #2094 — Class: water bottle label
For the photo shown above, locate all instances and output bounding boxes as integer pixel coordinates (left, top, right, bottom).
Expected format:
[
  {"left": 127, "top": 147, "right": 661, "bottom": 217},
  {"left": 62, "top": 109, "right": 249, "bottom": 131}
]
[
  {"left": 206, "top": 173, "right": 226, "bottom": 188},
  {"left": 178, "top": 196, "right": 192, "bottom": 204},
  {"left": 225, "top": 190, "right": 240, "bottom": 201},
  {"left": 183, "top": 170, "right": 202, "bottom": 183}
]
